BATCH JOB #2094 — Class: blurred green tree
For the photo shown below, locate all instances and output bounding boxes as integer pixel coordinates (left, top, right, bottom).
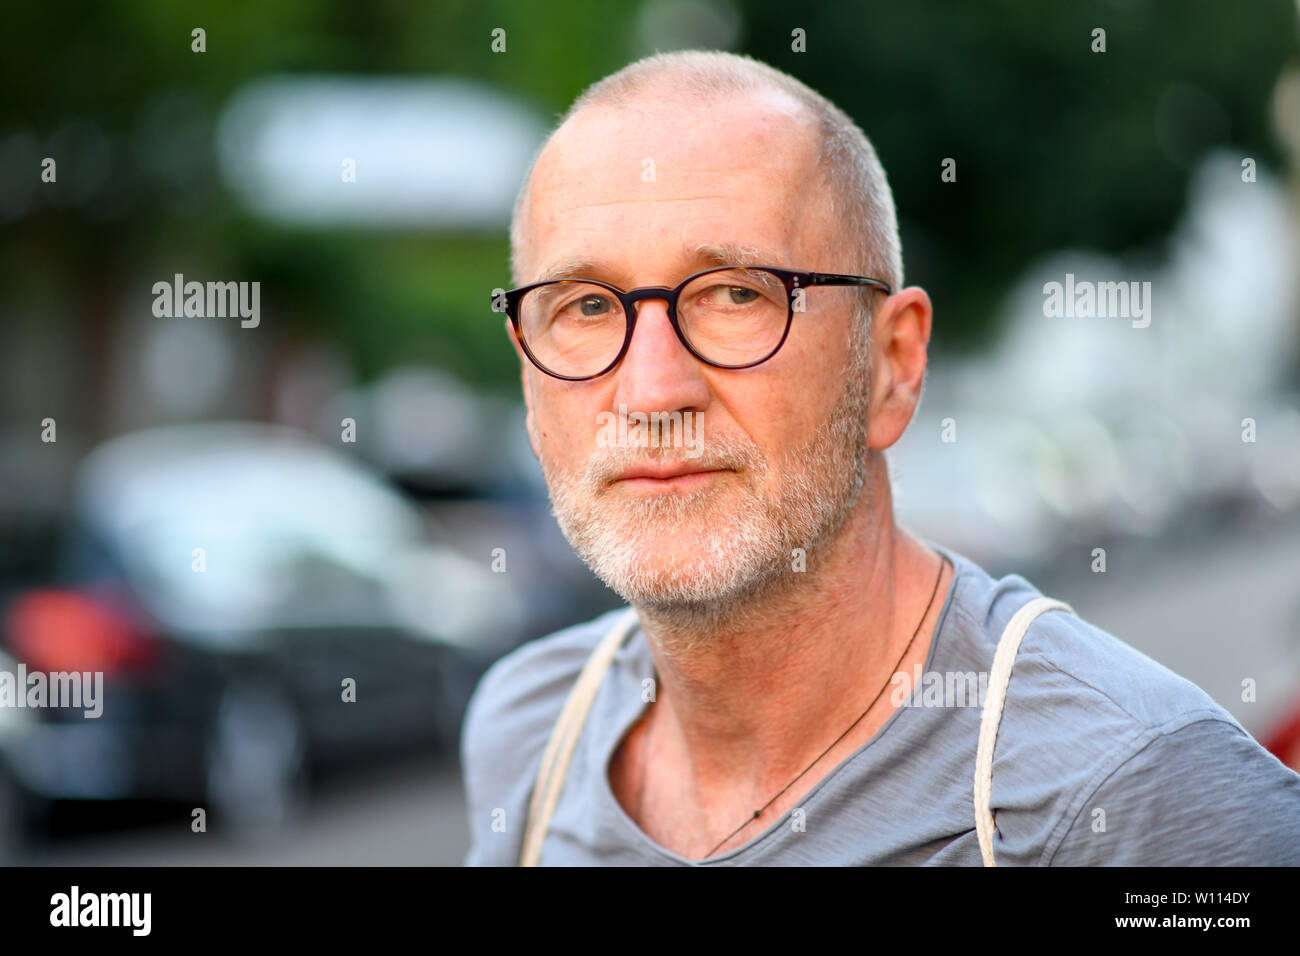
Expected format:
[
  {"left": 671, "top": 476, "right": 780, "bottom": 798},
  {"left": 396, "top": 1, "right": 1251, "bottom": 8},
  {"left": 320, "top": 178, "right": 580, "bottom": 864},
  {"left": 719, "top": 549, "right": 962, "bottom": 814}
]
[{"left": 1, "top": 0, "right": 1293, "bottom": 408}]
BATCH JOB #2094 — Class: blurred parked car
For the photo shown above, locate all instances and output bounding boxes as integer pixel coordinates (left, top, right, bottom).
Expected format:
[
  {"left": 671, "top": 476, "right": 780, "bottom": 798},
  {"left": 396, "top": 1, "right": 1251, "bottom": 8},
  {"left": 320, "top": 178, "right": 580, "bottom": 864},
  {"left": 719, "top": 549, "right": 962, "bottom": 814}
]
[
  {"left": 1264, "top": 693, "right": 1300, "bottom": 776},
  {"left": 0, "top": 422, "right": 525, "bottom": 851}
]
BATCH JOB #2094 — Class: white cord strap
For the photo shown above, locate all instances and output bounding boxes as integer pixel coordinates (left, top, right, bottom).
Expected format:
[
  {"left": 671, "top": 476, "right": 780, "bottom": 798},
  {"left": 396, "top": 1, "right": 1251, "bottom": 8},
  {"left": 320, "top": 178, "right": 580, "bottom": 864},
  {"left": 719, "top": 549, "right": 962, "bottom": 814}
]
[
  {"left": 519, "top": 607, "right": 640, "bottom": 867},
  {"left": 974, "top": 596, "right": 1075, "bottom": 866}
]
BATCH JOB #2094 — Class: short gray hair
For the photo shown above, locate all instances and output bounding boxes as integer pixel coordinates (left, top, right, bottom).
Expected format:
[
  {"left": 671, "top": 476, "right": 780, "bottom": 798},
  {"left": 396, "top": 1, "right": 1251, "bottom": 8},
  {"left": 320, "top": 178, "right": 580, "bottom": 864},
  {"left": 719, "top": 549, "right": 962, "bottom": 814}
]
[{"left": 509, "top": 49, "right": 904, "bottom": 331}]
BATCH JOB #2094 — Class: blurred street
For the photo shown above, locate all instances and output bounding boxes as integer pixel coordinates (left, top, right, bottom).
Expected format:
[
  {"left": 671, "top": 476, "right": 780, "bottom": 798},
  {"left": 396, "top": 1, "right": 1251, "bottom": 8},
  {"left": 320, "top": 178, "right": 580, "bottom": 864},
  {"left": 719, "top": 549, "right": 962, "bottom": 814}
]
[{"left": 16, "top": 754, "right": 468, "bottom": 867}]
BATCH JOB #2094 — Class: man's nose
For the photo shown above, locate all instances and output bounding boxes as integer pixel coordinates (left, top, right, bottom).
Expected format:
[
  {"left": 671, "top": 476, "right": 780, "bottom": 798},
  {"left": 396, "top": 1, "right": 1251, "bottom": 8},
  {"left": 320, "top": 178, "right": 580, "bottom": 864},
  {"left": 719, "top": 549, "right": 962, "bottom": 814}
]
[{"left": 612, "top": 297, "right": 711, "bottom": 415}]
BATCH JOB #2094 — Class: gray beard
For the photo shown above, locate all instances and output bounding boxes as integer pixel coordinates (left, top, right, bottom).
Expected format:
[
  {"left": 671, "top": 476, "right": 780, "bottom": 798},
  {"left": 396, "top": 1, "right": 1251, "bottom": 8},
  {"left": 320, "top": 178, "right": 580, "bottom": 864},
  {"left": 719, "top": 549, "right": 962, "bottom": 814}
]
[{"left": 541, "top": 340, "right": 872, "bottom": 635}]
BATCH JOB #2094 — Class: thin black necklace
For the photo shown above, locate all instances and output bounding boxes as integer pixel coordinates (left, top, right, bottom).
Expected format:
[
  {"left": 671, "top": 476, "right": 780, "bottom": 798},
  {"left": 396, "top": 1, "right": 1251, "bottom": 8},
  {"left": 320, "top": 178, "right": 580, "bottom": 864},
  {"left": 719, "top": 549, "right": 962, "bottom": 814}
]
[{"left": 652, "top": 553, "right": 950, "bottom": 859}]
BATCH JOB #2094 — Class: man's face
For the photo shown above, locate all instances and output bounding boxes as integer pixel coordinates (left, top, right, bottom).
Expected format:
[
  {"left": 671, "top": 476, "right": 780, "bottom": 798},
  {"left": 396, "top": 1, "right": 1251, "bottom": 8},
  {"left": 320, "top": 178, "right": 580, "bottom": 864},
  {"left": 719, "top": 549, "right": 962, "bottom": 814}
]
[{"left": 515, "top": 88, "right": 873, "bottom": 616}]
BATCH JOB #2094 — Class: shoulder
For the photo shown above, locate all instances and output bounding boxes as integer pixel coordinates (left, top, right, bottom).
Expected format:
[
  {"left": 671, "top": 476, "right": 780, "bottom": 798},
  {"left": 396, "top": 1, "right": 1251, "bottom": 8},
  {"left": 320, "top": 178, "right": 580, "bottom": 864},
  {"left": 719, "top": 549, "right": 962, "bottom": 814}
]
[
  {"left": 942, "top": 545, "right": 1239, "bottom": 734},
  {"left": 1048, "top": 716, "right": 1300, "bottom": 864},
  {"left": 936, "top": 545, "right": 1300, "bottom": 863}
]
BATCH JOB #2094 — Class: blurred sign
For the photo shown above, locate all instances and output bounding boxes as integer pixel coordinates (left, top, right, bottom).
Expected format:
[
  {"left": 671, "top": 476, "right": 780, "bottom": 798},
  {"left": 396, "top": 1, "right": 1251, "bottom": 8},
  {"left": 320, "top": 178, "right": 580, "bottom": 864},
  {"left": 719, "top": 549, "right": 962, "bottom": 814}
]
[{"left": 217, "top": 75, "right": 547, "bottom": 229}]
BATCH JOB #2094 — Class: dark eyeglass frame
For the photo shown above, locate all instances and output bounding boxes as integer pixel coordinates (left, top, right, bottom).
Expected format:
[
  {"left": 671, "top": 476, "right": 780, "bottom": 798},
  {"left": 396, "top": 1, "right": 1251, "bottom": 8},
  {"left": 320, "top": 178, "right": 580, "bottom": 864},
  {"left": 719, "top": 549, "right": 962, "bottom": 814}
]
[{"left": 494, "top": 265, "right": 892, "bottom": 382}]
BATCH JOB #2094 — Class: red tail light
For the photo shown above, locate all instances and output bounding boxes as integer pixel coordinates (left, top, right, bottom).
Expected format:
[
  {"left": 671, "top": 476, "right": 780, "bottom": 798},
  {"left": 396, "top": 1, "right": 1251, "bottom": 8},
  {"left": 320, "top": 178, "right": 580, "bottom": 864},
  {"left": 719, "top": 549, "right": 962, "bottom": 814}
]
[
  {"left": 1262, "top": 700, "right": 1300, "bottom": 774},
  {"left": 4, "top": 589, "right": 158, "bottom": 675}
]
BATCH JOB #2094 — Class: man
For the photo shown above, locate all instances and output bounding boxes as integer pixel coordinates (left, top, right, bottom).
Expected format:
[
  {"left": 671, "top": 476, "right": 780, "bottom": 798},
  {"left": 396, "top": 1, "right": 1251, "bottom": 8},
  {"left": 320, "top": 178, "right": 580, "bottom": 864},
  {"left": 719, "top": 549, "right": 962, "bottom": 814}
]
[{"left": 461, "top": 50, "right": 1300, "bottom": 865}]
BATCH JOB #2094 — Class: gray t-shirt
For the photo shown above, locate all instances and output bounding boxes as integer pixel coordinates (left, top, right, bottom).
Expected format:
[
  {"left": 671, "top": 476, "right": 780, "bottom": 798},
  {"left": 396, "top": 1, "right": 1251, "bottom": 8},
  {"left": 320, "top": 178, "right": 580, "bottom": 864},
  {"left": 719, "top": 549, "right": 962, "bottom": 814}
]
[{"left": 460, "top": 542, "right": 1300, "bottom": 865}]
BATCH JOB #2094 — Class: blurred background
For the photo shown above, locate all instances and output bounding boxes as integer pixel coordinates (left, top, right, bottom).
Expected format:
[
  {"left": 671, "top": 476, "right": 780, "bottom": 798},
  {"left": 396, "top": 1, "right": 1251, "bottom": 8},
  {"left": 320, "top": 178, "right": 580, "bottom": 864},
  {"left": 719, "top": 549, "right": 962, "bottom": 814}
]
[{"left": 1, "top": 0, "right": 1298, "bottom": 864}]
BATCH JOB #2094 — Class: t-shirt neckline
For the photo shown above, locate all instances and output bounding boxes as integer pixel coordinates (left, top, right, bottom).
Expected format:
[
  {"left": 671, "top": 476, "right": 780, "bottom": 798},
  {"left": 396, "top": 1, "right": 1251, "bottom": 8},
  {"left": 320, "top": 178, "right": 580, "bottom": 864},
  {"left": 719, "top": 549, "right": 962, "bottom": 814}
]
[{"left": 595, "top": 542, "right": 967, "bottom": 865}]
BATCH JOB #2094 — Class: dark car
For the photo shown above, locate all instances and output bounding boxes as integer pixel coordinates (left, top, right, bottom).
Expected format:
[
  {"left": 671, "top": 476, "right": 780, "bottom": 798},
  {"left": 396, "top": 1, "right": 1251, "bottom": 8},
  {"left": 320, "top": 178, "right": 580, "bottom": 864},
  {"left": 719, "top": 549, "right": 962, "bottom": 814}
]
[{"left": 0, "top": 422, "right": 525, "bottom": 847}]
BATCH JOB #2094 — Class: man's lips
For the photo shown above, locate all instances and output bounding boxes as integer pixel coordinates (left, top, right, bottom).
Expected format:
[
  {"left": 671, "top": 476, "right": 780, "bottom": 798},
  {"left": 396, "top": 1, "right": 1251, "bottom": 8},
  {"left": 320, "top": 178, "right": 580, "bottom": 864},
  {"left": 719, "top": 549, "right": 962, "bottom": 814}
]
[{"left": 610, "top": 464, "right": 729, "bottom": 487}]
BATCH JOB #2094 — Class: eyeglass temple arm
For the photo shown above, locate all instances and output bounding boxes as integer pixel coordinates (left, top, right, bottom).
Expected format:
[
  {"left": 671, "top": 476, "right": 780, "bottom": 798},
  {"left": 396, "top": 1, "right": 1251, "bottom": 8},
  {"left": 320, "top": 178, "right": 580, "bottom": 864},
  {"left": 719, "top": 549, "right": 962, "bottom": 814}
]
[{"left": 799, "top": 273, "right": 892, "bottom": 294}]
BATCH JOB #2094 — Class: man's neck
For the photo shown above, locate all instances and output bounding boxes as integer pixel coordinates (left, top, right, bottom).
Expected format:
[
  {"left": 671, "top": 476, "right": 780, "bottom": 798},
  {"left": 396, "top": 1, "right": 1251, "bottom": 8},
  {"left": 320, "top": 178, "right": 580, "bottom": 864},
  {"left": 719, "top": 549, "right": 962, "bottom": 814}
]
[{"left": 631, "top": 462, "right": 950, "bottom": 832}]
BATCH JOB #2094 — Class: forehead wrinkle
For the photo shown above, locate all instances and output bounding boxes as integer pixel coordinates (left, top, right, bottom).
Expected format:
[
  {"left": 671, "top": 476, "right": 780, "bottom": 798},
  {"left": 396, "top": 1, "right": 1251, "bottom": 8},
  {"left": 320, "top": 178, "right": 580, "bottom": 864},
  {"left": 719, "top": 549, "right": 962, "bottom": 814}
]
[
  {"left": 542, "top": 194, "right": 741, "bottom": 213},
  {"left": 533, "top": 241, "right": 793, "bottom": 287}
]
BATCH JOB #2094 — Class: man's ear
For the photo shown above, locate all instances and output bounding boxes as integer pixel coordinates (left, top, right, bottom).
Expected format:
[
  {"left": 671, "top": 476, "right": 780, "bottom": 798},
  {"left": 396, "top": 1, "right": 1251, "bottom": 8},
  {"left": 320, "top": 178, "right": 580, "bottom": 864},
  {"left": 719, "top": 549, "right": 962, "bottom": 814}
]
[
  {"left": 508, "top": 318, "right": 542, "bottom": 461},
  {"left": 866, "top": 286, "right": 933, "bottom": 452}
]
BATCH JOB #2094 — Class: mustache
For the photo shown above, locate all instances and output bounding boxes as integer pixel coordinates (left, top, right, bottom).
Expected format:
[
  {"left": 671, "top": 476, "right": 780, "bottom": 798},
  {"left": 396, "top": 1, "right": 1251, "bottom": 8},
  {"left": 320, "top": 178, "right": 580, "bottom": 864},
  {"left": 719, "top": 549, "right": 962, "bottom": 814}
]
[{"left": 585, "top": 433, "right": 767, "bottom": 486}]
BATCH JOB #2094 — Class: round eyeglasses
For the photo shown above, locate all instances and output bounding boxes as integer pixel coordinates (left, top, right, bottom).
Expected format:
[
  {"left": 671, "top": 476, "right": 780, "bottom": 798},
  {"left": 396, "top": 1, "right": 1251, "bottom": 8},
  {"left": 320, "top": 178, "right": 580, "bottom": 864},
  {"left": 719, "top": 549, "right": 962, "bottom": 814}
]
[{"left": 494, "top": 265, "right": 891, "bottom": 381}]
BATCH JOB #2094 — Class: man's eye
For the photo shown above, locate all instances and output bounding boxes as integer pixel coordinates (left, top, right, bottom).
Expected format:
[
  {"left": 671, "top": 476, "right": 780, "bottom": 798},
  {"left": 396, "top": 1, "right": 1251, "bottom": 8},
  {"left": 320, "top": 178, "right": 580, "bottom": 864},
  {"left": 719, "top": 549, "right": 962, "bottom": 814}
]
[
  {"left": 726, "top": 286, "right": 760, "bottom": 305},
  {"left": 576, "top": 295, "right": 613, "bottom": 316}
]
